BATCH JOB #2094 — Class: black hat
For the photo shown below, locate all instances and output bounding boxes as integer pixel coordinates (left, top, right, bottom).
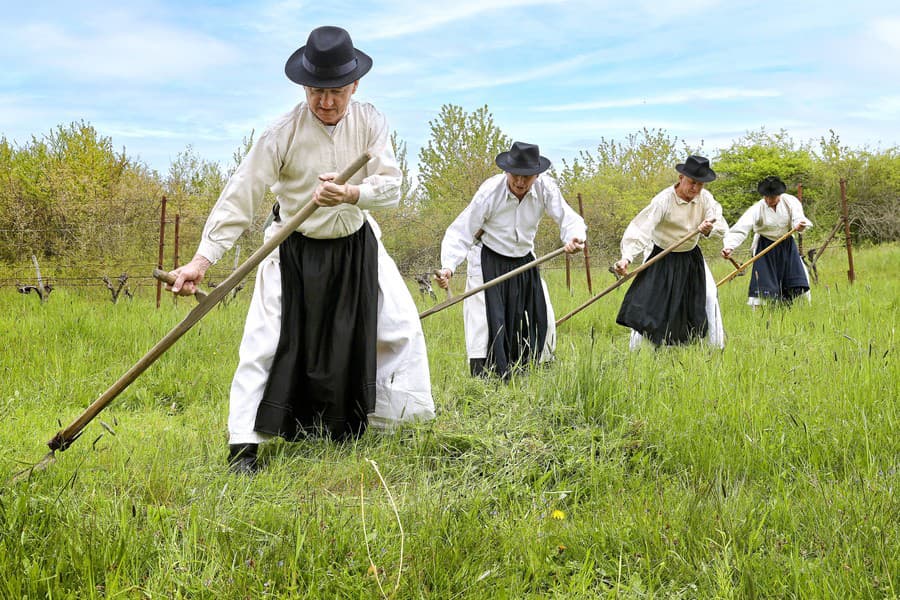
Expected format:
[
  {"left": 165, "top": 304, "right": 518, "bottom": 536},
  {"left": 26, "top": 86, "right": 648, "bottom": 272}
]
[
  {"left": 495, "top": 142, "right": 551, "bottom": 176},
  {"left": 284, "top": 26, "right": 372, "bottom": 88},
  {"left": 757, "top": 175, "right": 787, "bottom": 196},
  {"left": 675, "top": 155, "right": 717, "bottom": 183}
]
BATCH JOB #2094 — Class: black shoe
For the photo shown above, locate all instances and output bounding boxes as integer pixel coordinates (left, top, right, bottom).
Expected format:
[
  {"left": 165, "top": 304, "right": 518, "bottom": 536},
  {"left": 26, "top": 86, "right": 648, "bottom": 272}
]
[
  {"left": 227, "top": 443, "right": 259, "bottom": 475},
  {"left": 469, "top": 358, "right": 488, "bottom": 378}
]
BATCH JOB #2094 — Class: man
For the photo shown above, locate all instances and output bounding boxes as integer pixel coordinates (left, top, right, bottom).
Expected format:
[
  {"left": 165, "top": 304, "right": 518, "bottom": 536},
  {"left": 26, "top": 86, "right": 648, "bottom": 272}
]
[
  {"left": 722, "top": 175, "right": 812, "bottom": 306},
  {"left": 435, "top": 142, "right": 586, "bottom": 380},
  {"left": 169, "top": 26, "right": 434, "bottom": 473},
  {"left": 613, "top": 155, "right": 727, "bottom": 349}
]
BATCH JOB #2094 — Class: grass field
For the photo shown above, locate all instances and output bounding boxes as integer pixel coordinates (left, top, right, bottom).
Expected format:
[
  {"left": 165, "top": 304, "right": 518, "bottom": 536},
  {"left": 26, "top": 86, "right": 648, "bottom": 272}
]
[{"left": 1, "top": 244, "right": 897, "bottom": 598}]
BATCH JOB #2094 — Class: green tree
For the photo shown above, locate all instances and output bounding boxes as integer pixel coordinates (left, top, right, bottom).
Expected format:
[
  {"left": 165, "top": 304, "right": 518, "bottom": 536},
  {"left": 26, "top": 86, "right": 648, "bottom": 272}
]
[
  {"left": 557, "top": 128, "right": 695, "bottom": 261},
  {"left": 418, "top": 104, "right": 511, "bottom": 212},
  {"left": 394, "top": 104, "right": 511, "bottom": 272},
  {"left": 812, "top": 131, "right": 900, "bottom": 243},
  {"left": 711, "top": 128, "right": 816, "bottom": 226}
]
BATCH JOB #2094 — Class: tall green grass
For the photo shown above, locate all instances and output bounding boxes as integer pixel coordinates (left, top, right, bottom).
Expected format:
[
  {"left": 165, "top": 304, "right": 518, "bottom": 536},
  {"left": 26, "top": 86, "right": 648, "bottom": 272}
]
[{"left": 0, "top": 245, "right": 897, "bottom": 598}]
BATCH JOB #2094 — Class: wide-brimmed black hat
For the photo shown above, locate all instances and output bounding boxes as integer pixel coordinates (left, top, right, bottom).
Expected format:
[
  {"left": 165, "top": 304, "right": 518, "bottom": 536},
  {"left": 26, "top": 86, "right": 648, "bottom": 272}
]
[
  {"left": 675, "top": 155, "right": 717, "bottom": 183},
  {"left": 757, "top": 175, "right": 787, "bottom": 196},
  {"left": 495, "top": 142, "right": 551, "bottom": 176},
  {"left": 284, "top": 26, "right": 372, "bottom": 88}
]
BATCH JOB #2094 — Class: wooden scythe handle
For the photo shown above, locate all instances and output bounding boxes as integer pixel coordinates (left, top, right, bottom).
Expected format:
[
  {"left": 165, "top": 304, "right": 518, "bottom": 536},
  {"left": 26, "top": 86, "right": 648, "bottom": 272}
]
[
  {"left": 419, "top": 247, "right": 567, "bottom": 319},
  {"left": 555, "top": 223, "right": 710, "bottom": 326},
  {"left": 47, "top": 152, "right": 372, "bottom": 452},
  {"left": 716, "top": 225, "right": 801, "bottom": 287},
  {"left": 152, "top": 269, "right": 208, "bottom": 300}
]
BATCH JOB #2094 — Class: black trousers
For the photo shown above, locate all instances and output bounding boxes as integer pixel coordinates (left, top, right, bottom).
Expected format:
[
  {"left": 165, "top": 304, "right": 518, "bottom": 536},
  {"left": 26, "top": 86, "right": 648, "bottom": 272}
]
[{"left": 255, "top": 223, "right": 378, "bottom": 441}]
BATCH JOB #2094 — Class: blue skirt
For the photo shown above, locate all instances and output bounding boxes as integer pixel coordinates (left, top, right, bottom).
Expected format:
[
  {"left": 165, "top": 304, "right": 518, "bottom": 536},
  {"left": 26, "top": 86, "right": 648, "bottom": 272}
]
[{"left": 749, "top": 235, "right": 809, "bottom": 303}]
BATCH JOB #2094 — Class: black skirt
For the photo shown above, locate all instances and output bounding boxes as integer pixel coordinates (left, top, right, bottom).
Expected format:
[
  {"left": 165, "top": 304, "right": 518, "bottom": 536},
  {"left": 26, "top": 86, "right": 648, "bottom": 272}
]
[
  {"left": 616, "top": 245, "right": 708, "bottom": 346},
  {"left": 749, "top": 235, "right": 809, "bottom": 302},
  {"left": 255, "top": 223, "right": 378, "bottom": 441},
  {"left": 481, "top": 244, "right": 548, "bottom": 380}
]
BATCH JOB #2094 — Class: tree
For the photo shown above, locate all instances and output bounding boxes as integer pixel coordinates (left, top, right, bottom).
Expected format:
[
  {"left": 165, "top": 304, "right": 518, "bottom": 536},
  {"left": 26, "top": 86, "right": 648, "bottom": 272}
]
[
  {"left": 812, "top": 131, "right": 900, "bottom": 243},
  {"left": 396, "top": 104, "right": 511, "bottom": 272},
  {"left": 711, "top": 128, "right": 816, "bottom": 226},
  {"left": 557, "top": 128, "right": 695, "bottom": 261},
  {"left": 418, "top": 104, "right": 511, "bottom": 214}
]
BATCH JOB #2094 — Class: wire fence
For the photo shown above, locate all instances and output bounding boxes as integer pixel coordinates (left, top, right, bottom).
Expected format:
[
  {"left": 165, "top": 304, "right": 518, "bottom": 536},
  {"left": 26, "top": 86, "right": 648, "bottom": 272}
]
[{"left": 2, "top": 188, "right": 856, "bottom": 301}]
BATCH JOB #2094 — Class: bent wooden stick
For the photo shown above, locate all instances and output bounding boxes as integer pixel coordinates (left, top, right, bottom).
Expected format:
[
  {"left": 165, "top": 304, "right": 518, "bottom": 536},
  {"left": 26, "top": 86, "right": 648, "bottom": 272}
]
[
  {"left": 419, "top": 246, "right": 567, "bottom": 319},
  {"left": 716, "top": 224, "right": 800, "bottom": 288},
  {"left": 45, "top": 152, "right": 372, "bottom": 454},
  {"left": 555, "top": 224, "right": 708, "bottom": 327}
]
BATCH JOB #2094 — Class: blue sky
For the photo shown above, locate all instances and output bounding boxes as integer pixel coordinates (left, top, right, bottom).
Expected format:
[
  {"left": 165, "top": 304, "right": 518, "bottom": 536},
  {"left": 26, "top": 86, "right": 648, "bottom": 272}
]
[{"left": 2, "top": 0, "right": 898, "bottom": 176}]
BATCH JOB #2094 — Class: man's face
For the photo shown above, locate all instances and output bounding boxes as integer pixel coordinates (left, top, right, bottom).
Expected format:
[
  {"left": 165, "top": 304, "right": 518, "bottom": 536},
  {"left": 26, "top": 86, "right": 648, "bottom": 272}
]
[
  {"left": 305, "top": 81, "right": 359, "bottom": 125},
  {"left": 764, "top": 195, "right": 780, "bottom": 207},
  {"left": 506, "top": 172, "right": 538, "bottom": 199},
  {"left": 674, "top": 174, "right": 704, "bottom": 201}
]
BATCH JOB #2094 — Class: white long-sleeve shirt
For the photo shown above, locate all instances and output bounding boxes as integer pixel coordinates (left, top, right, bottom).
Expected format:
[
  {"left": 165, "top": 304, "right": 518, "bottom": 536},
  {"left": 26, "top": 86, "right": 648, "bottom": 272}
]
[
  {"left": 620, "top": 186, "right": 727, "bottom": 264},
  {"left": 197, "top": 100, "right": 401, "bottom": 264},
  {"left": 722, "top": 194, "right": 812, "bottom": 251},
  {"left": 440, "top": 173, "right": 587, "bottom": 273}
]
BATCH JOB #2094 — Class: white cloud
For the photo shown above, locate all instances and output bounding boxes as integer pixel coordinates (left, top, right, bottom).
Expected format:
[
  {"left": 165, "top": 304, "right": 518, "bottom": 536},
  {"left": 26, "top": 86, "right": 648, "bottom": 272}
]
[
  {"left": 871, "top": 17, "right": 900, "bottom": 51},
  {"left": 851, "top": 96, "right": 900, "bottom": 120},
  {"left": 532, "top": 89, "right": 782, "bottom": 112},
  {"left": 355, "top": 0, "right": 568, "bottom": 40},
  {"left": 422, "top": 51, "right": 611, "bottom": 92},
  {"left": 9, "top": 20, "right": 237, "bottom": 83}
]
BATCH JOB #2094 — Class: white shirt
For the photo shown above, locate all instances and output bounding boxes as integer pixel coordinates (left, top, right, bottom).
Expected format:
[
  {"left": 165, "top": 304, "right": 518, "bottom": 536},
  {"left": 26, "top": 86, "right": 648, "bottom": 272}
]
[
  {"left": 197, "top": 100, "right": 401, "bottom": 264},
  {"left": 723, "top": 194, "right": 812, "bottom": 250},
  {"left": 620, "top": 186, "right": 726, "bottom": 264},
  {"left": 440, "top": 173, "right": 587, "bottom": 273}
]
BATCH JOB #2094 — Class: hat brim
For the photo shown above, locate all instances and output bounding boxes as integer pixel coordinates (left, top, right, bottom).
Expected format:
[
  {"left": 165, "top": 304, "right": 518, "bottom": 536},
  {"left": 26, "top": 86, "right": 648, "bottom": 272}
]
[
  {"left": 284, "top": 47, "right": 373, "bottom": 88},
  {"left": 675, "top": 163, "right": 717, "bottom": 183},
  {"left": 757, "top": 181, "right": 787, "bottom": 196},
  {"left": 495, "top": 154, "right": 551, "bottom": 176}
]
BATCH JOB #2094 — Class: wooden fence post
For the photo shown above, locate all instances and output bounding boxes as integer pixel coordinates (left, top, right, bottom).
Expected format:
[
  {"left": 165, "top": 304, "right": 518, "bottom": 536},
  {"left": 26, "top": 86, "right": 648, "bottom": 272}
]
[
  {"left": 156, "top": 195, "right": 167, "bottom": 308},
  {"left": 173, "top": 214, "right": 181, "bottom": 270},
  {"left": 796, "top": 183, "right": 804, "bottom": 257},
  {"left": 577, "top": 193, "right": 593, "bottom": 294},
  {"left": 32, "top": 255, "right": 44, "bottom": 299},
  {"left": 171, "top": 213, "right": 181, "bottom": 305},
  {"left": 840, "top": 178, "right": 855, "bottom": 283}
]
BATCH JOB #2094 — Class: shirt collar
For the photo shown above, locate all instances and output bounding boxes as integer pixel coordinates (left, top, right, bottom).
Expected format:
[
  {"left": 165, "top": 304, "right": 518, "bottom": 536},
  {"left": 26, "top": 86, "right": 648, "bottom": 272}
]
[
  {"left": 505, "top": 185, "right": 534, "bottom": 203},
  {"left": 672, "top": 185, "right": 696, "bottom": 205}
]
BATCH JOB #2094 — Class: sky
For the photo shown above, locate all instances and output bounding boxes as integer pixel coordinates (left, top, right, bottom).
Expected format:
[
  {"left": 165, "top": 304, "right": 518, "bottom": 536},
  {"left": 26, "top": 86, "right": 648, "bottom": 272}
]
[{"left": 2, "top": 0, "right": 899, "bottom": 177}]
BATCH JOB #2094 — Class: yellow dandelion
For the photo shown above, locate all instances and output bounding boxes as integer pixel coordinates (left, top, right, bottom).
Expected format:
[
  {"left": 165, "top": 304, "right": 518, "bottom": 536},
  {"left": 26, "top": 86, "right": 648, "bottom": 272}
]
[{"left": 551, "top": 509, "right": 566, "bottom": 520}]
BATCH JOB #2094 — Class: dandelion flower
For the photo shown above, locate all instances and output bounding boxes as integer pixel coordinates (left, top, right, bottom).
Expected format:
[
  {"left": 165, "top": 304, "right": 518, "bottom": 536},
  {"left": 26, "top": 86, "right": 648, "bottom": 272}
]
[{"left": 551, "top": 509, "right": 566, "bottom": 520}]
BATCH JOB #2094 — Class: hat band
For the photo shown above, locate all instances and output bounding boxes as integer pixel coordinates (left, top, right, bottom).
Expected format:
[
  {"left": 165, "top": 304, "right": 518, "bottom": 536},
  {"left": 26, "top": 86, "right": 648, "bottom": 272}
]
[{"left": 301, "top": 54, "right": 359, "bottom": 79}]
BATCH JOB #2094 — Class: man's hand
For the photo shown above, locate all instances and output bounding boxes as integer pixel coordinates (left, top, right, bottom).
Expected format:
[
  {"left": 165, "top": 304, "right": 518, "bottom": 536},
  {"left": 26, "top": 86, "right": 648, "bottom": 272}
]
[
  {"left": 314, "top": 172, "right": 360, "bottom": 206},
  {"left": 699, "top": 219, "right": 714, "bottom": 236},
  {"left": 564, "top": 237, "right": 585, "bottom": 254},
  {"left": 613, "top": 258, "right": 629, "bottom": 277},
  {"left": 796, "top": 221, "right": 807, "bottom": 233},
  {"left": 169, "top": 255, "right": 211, "bottom": 296},
  {"left": 721, "top": 247, "right": 734, "bottom": 259},
  {"left": 434, "top": 268, "right": 452, "bottom": 290}
]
